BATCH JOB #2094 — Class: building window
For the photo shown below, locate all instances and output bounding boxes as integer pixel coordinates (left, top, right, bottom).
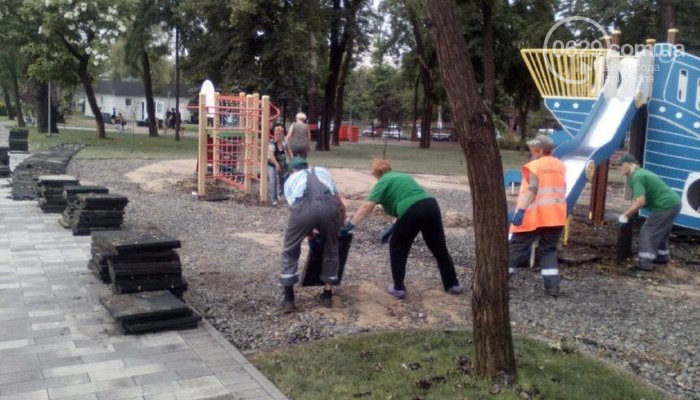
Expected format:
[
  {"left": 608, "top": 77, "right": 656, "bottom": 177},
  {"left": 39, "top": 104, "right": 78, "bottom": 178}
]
[{"left": 125, "top": 98, "right": 132, "bottom": 106}]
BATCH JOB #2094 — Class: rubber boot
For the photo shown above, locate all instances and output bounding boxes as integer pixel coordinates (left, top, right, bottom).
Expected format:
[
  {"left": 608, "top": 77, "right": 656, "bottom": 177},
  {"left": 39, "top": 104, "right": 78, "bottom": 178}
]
[{"left": 543, "top": 275, "right": 560, "bottom": 297}]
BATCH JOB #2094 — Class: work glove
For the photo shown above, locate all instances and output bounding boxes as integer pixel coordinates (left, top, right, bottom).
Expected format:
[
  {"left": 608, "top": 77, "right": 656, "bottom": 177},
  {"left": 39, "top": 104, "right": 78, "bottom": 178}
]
[
  {"left": 617, "top": 214, "right": 629, "bottom": 225},
  {"left": 340, "top": 220, "right": 355, "bottom": 235},
  {"left": 511, "top": 209, "right": 525, "bottom": 226},
  {"left": 380, "top": 224, "right": 394, "bottom": 244}
]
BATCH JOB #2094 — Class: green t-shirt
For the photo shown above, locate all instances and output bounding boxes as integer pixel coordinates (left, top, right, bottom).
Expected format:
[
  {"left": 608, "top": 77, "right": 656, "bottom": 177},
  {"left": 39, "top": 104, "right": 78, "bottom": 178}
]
[
  {"left": 368, "top": 171, "right": 431, "bottom": 217},
  {"left": 630, "top": 167, "right": 681, "bottom": 212}
]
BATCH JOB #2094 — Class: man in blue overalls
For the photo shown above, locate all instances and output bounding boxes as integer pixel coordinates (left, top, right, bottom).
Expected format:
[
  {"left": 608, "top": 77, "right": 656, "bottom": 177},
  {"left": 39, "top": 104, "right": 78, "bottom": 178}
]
[{"left": 279, "top": 157, "right": 345, "bottom": 312}]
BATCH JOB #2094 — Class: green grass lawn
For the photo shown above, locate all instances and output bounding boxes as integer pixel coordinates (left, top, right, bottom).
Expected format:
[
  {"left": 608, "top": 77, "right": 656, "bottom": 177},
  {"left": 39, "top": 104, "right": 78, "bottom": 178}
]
[
  {"left": 2, "top": 117, "right": 529, "bottom": 172},
  {"left": 310, "top": 142, "right": 529, "bottom": 175},
  {"left": 251, "top": 330, "right": 669, "bottom": 400},
  {"left": 1, "top": 120, "right": 198, "bottom": 159}
]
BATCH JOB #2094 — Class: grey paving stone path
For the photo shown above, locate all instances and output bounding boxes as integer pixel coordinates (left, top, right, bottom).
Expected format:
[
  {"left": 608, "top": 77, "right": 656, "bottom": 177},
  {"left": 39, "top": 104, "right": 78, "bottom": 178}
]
[{"left": 0, "top": 150, "right": 288, "bottom": 399}]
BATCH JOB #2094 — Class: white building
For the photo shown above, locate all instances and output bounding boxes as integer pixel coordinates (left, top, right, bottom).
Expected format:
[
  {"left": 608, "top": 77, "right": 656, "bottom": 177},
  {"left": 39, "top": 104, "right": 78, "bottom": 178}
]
[{"left": 81, "top": 80, "right": 195, "bottom": 123}]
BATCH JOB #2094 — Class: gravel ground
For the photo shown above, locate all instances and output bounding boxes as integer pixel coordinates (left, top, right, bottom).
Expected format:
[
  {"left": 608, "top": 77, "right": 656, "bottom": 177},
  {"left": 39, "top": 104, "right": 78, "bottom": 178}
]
[{"left": 67, "top": 158, "right": 698, "bottom": 399}]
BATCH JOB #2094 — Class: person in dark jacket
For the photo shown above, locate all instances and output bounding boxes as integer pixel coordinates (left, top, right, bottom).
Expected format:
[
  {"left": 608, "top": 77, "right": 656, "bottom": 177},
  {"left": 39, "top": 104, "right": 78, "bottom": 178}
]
[{"left": 279, "top": 157, "right": 346, "bottom": 312}]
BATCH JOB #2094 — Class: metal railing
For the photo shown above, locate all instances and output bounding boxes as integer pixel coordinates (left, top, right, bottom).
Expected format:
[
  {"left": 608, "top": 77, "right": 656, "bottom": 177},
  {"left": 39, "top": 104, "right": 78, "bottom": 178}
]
[{"left": 521, "top": 49, "right": 608, "bottom": 98}]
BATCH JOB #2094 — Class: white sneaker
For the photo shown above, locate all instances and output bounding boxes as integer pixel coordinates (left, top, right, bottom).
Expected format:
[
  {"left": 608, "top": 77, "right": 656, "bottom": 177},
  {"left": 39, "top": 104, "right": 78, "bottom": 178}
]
[{"left": 272, "top": 200, "right": 278, "bottom": 206}]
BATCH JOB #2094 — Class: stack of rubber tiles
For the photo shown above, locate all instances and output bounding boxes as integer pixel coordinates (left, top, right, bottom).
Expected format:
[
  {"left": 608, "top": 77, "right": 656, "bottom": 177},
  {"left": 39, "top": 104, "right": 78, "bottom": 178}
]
[
  {"left": 37, "top": 175, "right": 79, "bottom": 213},
  {"left": 59, "top": 185, "right": 110, "bottom": 231},
  {"left": 64, "top": 191, "right": 127, "bottom": 235},
  {"left": 0, "top": 146, "right": 10, "bottom": 177},
  {"left": 88, "top": 230, "right": 188, "bottom": 297},
  {"left": 9, "top": 128, "right": 28, "bottom": 152},
  {"left": 100, "top": 291, "right": 201, "bottom": 334}
]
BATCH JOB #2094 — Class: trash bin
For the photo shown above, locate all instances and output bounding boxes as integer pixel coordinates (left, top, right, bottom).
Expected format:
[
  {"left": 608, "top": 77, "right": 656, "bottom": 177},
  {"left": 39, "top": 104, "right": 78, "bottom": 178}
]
[
  {"left": 339, "top": 125, "right": 349, "bottom": 141},
  {"left": 349, "top": 125, "right": 359, "bottom": 142}
]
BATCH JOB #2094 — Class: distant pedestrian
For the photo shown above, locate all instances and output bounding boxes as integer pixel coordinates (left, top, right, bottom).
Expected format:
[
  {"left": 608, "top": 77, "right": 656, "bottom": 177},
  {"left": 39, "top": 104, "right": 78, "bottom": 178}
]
[
  {"left": 617, "top": 153, "right": 681, "bottom": 271},
  {"left": 346, "top": 158, "right": 463, "bottom": 299},
  {"left": 267, "top": 124, "right": 288, "bottom": 206},
  {"left": 164, "top": 109, "right": 172, "bottom": 134},
  {"left": 286, "top": 112, "right": 311, "bottom": 160}
]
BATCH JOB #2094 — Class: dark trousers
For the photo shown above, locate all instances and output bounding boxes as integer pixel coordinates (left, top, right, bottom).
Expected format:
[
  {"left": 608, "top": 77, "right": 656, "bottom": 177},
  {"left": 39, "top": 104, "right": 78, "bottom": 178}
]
[
  {"left": 508, "top": 226, "right": 562, "bottom": 288},
  {"left": 638, "top": 204, "right": 681, "bottom": 267},
  {"left": 389, "top": 198, "right": 459, "bottom": 291}
]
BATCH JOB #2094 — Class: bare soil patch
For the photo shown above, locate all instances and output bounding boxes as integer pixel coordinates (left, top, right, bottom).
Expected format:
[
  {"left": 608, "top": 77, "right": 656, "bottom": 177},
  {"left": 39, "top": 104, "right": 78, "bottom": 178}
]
[{"left": 67, "top": 158, "right": 699, "bottom": 399}]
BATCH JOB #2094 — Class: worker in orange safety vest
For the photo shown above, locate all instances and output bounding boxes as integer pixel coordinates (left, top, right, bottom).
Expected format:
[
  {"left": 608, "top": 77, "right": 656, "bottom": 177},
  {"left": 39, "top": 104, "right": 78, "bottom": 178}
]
[{"left": 508, "top": 134, "right": 567, "bottom": 297}]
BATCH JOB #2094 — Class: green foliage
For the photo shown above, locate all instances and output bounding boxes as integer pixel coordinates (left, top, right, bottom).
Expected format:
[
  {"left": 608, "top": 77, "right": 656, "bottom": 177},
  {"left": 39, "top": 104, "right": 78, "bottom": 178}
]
[
  {"left": 368, "top": 65, "right": 407, "bottom": 126},
  {"left": 23, "top": 0, "right": 134, "bottom": 82},
  {"left": 178, "top": 0, "right": 310, "bottom": 105},
  {"left": 557, "top": 0, "right": 700, "bottom": 53},
  {"left": 252, "top": 330, "right": 670, "bottom": 400}
]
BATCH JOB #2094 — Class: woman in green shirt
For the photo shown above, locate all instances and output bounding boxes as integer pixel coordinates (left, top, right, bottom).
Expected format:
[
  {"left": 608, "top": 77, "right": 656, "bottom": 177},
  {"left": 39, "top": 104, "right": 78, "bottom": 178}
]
[{"left": 348, "top": 159, "right": 462, "bottom": 299}]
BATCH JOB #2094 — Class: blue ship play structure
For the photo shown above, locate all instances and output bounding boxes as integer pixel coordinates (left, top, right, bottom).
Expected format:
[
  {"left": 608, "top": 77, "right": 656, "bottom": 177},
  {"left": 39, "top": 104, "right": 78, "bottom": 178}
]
[{"left": 521, "top": 39, "right": 700, "bottom": 231}]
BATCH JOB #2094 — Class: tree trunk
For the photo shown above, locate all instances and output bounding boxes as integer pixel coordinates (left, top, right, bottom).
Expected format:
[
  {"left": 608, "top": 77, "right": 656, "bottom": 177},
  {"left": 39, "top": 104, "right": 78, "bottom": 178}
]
[
  {"left": 9, "top": 63, "right": 25, "bottom": 127},
  {"left": 405, "top": 1, "right": 433, "bottom": 149},
  {"left": 411, "top": 73, "right": 419, "bottom": 141},
  {"left": 307, "top": 32, "right": 320, "bottom": 127},
  {"left": 2, "top": 84, "right": 15, "bottom": 120},
  {"left": 78, "top": 57, "right": 106, "bottom": 139},
  {"left": 175, "top": 26, "right": 181, "bottom": 142},
  {"left": 34, "top": 81, "right": 58, "bottom": 134},
  {"left": 659, "top": 0, "right": 674, "bottom": 33},
  {"left": 482, "top": 0, "right": 496, "bottom": 110},
  {"left": 332, "top": 27, "right": 355, "bottom": 146},
  {"left": 319, "top": 0, "right": 363, "bottom": 151},
  {"left": 141, "top": 49, "right": 159, "bottom": 137},
  {"left": 424, "top": 0, "right": 516, "bottom": 380},
  {"left": 318, "top": 0, "right": 344, "bottom": 151},
  {"left": 517, "top": 99, "right": 530, "bottom": 150},
  {"left": 419, "top": 82, "right": 433, "bottom": 149}
]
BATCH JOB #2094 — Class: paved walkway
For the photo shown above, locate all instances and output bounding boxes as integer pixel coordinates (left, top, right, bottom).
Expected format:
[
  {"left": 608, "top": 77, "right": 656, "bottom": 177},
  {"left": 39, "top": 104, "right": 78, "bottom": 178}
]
[{"left": 0, "top": 155, "right": 287, "bottom": 399}]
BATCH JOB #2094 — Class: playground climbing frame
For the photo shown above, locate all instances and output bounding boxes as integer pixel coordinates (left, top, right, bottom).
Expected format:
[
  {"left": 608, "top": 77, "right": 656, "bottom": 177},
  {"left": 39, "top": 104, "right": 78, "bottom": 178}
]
[{"left": 196, "top": 92, "right": 279, "bottom": 202}]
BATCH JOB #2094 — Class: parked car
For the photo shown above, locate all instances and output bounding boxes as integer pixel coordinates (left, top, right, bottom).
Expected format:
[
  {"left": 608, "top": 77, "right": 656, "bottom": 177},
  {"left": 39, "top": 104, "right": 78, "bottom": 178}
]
[
  {"left": 431, "top": 128, "right": 455, "bottom": 141},
  {"left": 362, "top": 128, "right": 374, "bottom": 137},
  {"left": 382, "top": 124, "right": 401, "bottom": 139}
]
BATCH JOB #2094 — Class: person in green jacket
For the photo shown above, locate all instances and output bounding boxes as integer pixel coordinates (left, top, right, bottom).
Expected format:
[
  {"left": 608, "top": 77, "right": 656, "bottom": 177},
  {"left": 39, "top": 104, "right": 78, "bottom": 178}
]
[
  {"left": 345, "top": 158, "right": 462, "bottom": 299},
  {"left": 617, "top": 153, "right": 681, "bottom": 271}
]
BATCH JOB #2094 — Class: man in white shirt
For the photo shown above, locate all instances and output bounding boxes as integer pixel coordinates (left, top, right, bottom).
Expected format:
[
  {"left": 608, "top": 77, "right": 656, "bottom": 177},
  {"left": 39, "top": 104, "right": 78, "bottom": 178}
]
[{"left": 279, "top": 157, "right": 345, "bottom": 312}]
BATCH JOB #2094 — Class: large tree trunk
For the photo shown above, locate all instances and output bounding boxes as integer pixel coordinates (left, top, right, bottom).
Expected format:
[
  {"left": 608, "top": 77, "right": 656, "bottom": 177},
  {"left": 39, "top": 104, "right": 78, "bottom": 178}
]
[
  {"left": 482, "top": 0, "right": 496, "bottom": 110},
  {"left": 141, "top": 49, "right": 159, "bottom": 137},
  {"left": 318, "top": 0, "right": 344, "bottom": 151},
  {"left": 9, "top": 63, "right": 25, "bottom": 128},
  {"left": 307, "top": 32, "right": 320, "bottom": 126},
  {"left": 332, "top": 28, "right": 355, "bottom": 146},
  {"left": 516, "top": 98, "right": 530, "bottom": 150},
  {"left": 659, "top": 0, "right": 674, "bottom": 33},
  {"left": 319, "top": 0, "right": 363, "bottom": 151},
  {"left": 411, "top": 73, "right": 419, "bottom": 140},
  {"left": 2, "top": 84, "right": 15, "bottom": 120},
  {"left": 78, "top": 57, "right": 106, "bottom": 139},
  {"left": 405, "top": 1, "right": 433, "bottom": 149},
  {"left": 425, "top": 0, "right": 515, "bottom": 380},
  {"left": 34, "top": 81, "right": 58, "bottom": 134}
]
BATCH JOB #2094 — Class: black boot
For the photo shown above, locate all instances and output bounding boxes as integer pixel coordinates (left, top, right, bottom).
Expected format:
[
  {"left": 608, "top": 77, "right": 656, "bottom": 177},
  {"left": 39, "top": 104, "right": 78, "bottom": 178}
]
[
  {"left": 282, "top": 286, "right": 297, "bottom": 313},
  {"left": 319, "top": 289, "right": 333, "bottom": 308},
  {"left": 543, "top": 276, "right": 560, "bottom": 297}
]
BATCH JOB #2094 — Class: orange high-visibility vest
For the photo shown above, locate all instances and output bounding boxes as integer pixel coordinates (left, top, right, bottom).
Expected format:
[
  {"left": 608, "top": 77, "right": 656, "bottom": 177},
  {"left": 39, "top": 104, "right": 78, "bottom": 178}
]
[{"left": 510, "top": 156, "right": 567, "bottom": 233}]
